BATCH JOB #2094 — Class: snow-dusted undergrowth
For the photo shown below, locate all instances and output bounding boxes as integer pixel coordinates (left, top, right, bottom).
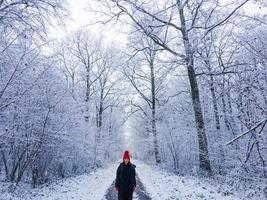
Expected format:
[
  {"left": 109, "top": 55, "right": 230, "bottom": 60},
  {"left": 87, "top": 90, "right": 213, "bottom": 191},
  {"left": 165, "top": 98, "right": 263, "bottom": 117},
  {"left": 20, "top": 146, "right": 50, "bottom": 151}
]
[
  {"left": 135, "top": 160, "right": 246, "bottom": 200},
  {"left": 0, "top": 163, "right": 117, "bottom": 200}
]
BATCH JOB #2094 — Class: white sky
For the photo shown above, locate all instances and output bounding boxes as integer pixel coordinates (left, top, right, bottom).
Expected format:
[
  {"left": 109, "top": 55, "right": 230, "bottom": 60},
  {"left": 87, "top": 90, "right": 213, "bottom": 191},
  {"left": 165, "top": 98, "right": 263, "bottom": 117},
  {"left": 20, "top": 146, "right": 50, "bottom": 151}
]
[{"left": 49, "top": 0, "right": 128, "bottom": 45}]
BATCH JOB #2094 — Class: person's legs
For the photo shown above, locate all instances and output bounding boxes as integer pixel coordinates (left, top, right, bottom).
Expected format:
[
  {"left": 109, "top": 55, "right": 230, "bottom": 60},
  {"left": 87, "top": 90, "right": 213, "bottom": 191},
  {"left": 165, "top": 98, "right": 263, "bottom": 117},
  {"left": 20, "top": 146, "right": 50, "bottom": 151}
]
[
  {"left": 118, "top": 187, "right": 133, "bottom": 200},
  {"left": 120, "top": 194, "right": 127, "bottom": 200},
  {"left": 124, "top": 189, "right": 133, "bottom": 200},
  {"left": 129, "top": 191, "right": 133, "bottom": 200},
  {"left": 118, "top": 191, "right": 122, "bottom": 200},
  {"left": 119, "top": 192, "right": 126, "bottom": 200},
  {"left": 119, "top": 189, "right": 128, "bottom": 200}
]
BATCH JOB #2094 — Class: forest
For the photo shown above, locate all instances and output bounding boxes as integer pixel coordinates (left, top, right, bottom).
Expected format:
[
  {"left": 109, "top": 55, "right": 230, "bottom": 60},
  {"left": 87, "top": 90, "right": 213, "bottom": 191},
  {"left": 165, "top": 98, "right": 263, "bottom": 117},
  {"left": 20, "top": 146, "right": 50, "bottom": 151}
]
[{"left": 0, "top": 0, "right": 266, "bottom": 199}]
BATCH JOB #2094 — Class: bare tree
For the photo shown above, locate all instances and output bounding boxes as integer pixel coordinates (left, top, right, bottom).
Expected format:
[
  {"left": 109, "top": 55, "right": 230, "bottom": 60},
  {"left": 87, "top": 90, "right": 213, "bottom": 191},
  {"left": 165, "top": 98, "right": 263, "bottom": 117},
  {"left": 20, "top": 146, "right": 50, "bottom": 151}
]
[
  {"left": 0, "top": 0, "right": 65, "bottom": 36},
  {"left": 68, "top": 30, "right": 102, "bottom": 122},
  {"left": 98, "top": 0, "right": 252, "bottom": 176},
  {"left": 93, "top": 48, "right": 121, "bottom": 164},
  {"left": 122, "top": 33, "right": 173, "bottom": 164}
]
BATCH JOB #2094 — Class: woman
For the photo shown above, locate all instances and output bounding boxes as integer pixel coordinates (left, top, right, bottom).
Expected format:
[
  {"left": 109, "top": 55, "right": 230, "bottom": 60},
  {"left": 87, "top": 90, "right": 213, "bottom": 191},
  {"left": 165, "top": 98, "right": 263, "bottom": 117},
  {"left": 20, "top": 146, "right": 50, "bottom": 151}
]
[{"left": 115, "top": 150, "right": 136, "bottom": 200}]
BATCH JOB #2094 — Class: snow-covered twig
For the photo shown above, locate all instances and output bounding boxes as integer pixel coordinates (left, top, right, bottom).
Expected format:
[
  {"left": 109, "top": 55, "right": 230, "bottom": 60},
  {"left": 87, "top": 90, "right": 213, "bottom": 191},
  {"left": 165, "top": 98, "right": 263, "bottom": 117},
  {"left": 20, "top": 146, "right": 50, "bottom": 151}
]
[{"left": 226, "top": 118, "right": 267, "bottom": 145}]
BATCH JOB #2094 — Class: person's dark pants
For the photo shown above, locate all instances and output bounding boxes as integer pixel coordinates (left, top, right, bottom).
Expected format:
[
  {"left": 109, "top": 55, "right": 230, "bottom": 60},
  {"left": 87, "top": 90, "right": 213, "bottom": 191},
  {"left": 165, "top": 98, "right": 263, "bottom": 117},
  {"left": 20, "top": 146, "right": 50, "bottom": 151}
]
[{"left": 118, "top": 187, "right": 133, "bottom": 200}]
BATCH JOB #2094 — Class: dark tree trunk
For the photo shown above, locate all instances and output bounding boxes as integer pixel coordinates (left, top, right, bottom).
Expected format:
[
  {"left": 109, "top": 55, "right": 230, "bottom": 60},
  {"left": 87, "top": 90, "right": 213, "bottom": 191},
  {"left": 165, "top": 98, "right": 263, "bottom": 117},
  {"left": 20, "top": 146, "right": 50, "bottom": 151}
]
[
  {"left": 85, "top": 64, "right": 91, "bottom": 122},
  {"left": 209, "top": 75, "right": 225, "bottom": 174},
  {"left": 187, "top": 65, "right": 212, "bottom": 176},
  {"left": 97, "top": 88, "right": 104, "bottom": 129},
  {"left": 178, "top": 3, "right": 212, "bottom": 176}
]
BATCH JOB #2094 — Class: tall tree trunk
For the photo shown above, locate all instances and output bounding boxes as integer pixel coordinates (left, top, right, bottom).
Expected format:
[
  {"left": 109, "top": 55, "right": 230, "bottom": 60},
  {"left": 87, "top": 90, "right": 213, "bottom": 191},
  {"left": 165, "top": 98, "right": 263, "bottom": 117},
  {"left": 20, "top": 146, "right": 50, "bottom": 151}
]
[
  {"left": 97, "top": 88, "right": 104, "bottom": 129},
  {"left": 205, "top": 61, "right": 225, "bottom": 174},
  {"left": 227, "top": 90, "right": 237, "bottom": 134},
  {"left": 150, "top": 54, "right": 161, "bottom": 164},
  {"left": 209, "top": 77, "right": 225, "bottom": 173},
  {"left": 85, "top": 65, "right": 90, "bottom": 122},
  {"left": 151, "top": 109, "right": 160, "bottom": 164},
  {"left": 226, "top": 90, "right": 240, "bottom": 150},
  {"left": 95, "top": 87, "right": 104, "bottom": 165},
  {"left": 187, "top": 65, "right": 212, "bottom": 176},
  {"left": 178, "top": 4, "right": 212, "bottom": 176}
]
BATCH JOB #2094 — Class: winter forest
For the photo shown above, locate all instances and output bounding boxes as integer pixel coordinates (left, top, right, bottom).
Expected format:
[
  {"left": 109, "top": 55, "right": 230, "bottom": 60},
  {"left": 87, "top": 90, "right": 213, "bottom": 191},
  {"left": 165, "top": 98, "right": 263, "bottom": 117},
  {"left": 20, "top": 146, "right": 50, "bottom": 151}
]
[{"left": 0, "top": 0, "right": 266, "bottom": 199}]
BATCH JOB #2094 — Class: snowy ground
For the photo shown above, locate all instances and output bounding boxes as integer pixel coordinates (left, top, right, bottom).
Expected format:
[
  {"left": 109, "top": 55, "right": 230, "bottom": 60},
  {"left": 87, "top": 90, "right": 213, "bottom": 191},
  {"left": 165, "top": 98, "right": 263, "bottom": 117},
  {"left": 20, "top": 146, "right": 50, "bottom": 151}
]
[
  {"left": 0, "top": 163, "right": 116, "bottom": 200},
  {"left": 135, "top": 160, "right": 246, "bottom": 200},
  {"left": 0, "top": 160, "right": 262, "bottom": 200}
]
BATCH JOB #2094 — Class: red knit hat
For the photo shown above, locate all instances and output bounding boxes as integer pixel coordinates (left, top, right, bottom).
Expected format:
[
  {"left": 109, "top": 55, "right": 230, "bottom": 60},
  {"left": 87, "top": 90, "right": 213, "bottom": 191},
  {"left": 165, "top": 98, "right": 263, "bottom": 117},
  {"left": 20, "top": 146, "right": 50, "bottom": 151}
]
[{"left": 123, "top": 150, "right": 130, "bottom": 160}]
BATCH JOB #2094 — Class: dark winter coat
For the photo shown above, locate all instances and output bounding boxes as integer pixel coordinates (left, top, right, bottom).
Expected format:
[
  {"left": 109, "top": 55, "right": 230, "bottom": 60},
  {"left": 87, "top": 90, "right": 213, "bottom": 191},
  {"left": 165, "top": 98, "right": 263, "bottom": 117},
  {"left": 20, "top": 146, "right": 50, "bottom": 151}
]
[{"left": 115, "top": 162, "right": 136, "bottom": 200}]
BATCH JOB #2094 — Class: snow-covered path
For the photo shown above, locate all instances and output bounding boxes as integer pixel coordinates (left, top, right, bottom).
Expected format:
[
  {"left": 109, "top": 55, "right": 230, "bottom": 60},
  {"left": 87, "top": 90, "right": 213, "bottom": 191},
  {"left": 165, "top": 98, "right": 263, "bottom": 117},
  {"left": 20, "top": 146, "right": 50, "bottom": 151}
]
[
  {"left": 36, "top": 164, "right": 116, "bottom": 200},
  {"left": 104, "top": 175, "right": 151, "bottom": 200},
  {"left": 1, "top": 160, "right": 246, "bottom": 200}
]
